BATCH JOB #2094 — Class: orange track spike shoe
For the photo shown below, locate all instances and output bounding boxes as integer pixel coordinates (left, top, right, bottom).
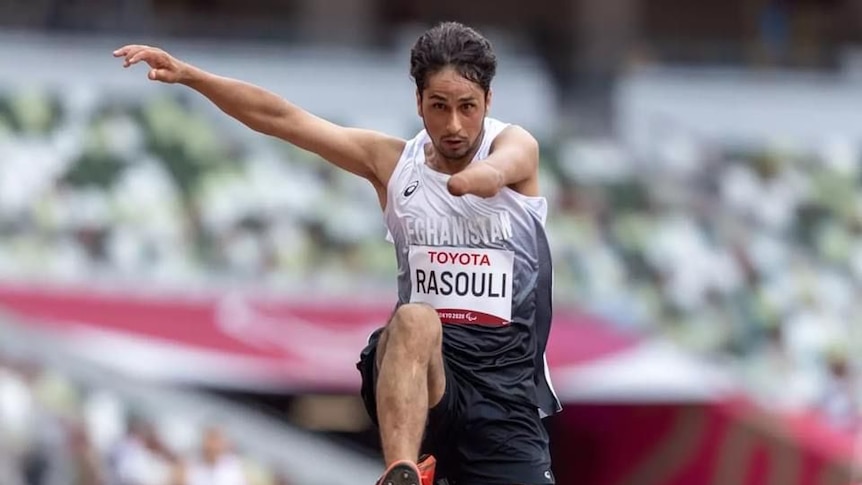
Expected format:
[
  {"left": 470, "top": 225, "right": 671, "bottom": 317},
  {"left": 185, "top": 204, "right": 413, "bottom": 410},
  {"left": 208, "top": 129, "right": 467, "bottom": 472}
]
[{"left": 417, "top": 454, "right": 436, "bottom": 485}]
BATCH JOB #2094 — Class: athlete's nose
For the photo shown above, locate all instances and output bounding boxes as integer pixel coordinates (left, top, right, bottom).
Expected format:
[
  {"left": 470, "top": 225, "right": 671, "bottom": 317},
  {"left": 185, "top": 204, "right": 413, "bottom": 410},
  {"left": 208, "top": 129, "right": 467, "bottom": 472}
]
[{"left": 446, "top": 112, "right": 462, "bottom": 134}]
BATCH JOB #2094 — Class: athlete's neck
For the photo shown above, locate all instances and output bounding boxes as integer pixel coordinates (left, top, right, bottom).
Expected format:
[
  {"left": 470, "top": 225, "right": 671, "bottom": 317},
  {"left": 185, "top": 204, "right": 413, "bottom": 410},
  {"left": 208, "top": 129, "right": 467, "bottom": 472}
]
[
  {"left": 425, "top": 130, "right": 484, "bottom": 175},
  {"left": 426, "top": 153, "right": 474, "bottom": 175}
]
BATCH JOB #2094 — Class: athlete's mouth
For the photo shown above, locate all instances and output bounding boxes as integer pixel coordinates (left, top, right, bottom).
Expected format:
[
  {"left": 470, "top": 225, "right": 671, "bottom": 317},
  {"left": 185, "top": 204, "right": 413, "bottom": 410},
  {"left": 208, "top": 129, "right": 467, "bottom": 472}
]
[{"left": 442, "top": 139, "right": 466, "bottom": 149}]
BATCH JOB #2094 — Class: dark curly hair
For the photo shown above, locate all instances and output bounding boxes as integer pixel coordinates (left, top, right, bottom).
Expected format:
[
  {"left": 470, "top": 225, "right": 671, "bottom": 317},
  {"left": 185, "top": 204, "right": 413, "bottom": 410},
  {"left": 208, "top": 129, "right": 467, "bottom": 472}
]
[{"left": 410, "top": 21, "right": 497, "bottom": 96}]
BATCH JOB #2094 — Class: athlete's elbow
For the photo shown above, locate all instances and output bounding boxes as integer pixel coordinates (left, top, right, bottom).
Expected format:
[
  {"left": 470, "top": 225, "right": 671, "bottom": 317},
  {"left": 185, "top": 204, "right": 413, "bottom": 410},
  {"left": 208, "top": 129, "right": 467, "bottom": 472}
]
[
  {"left": 221, "top": 104, "right": 279, "bottom": 137},
  {"left": 251, "top": 116, "right": 286, "bottom": 138},
  {"left": 234, "top": 96, "right": 291, "bottom": 135},
  {"left": 248, "top": 109, "right": 297, "bottom": 140}
]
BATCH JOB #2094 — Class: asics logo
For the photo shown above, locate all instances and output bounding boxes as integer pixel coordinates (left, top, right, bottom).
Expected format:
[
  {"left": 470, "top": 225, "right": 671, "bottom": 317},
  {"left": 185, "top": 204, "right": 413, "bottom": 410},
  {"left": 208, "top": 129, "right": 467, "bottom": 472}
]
[{"left": 403, "top": 180, "right": 419, "bottom": 197}]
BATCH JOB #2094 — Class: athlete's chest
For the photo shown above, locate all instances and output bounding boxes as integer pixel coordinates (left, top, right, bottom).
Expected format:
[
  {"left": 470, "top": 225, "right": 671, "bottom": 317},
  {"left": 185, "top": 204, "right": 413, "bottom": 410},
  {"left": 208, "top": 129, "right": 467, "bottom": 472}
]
[{"left": 390, "top": 165, "right": 519, "bottom": 248}]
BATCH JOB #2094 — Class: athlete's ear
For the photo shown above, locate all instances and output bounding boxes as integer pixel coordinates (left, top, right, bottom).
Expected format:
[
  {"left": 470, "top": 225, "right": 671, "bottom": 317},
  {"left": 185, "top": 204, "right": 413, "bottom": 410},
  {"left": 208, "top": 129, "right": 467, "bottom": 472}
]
[
  {"left": 416, "top": 89, "right": 423, "bottom": 118},
  {"left": 485, "top": 88, "right": 493, "bottom": 113}
]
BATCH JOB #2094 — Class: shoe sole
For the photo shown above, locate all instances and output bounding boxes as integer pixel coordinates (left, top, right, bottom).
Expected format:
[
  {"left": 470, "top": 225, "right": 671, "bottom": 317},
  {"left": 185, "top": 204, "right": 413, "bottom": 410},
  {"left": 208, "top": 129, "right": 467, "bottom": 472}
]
[{"left": 379, "top": 463, "right": 421, "bottom": 485}]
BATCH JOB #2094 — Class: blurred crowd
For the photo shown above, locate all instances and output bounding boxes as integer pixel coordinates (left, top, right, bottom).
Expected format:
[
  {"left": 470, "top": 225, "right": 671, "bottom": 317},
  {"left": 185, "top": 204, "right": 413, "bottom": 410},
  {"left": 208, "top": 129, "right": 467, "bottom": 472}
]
[
  {"left": 0, "top": 85, "right": 858, "bottom": 434},
  {"left": 554, "top": 135, "right": 861, "bottom": 430},
  {"left": 0, "top": 87, "right": 398, "bottom": 293},
  {"left": 0, "top": 349, "right": 292, "bottom": 485}
]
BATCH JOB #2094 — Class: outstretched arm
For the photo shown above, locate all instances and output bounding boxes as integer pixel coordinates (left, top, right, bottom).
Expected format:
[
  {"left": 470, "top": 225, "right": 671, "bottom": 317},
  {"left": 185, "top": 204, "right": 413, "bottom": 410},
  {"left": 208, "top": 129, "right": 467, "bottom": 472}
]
[
  {"left": 113, "top": 45, "right": 404, "bottom": 190},
  {"left": 447, "top": 125, "right": 540, "bottom": 198}
]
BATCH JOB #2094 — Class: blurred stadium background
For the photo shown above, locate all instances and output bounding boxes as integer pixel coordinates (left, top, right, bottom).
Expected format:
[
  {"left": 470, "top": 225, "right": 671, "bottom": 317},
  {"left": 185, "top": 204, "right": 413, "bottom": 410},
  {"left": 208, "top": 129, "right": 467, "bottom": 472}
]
[{"left": 0, "top": 0, "right": 861, "bottom": 484}]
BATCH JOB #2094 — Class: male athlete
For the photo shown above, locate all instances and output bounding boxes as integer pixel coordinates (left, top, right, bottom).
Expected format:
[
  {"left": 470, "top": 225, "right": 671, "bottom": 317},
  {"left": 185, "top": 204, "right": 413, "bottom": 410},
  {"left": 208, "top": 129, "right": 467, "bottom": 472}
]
[{"left": 114, "top": 21, "right": 561, "bottom": 485}]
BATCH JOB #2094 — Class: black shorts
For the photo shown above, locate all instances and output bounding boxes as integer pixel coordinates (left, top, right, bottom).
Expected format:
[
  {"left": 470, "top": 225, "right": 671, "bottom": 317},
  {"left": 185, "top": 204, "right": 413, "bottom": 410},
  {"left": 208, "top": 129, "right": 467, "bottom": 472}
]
[{"left": 356, "top": 328, "right": 555, "bottom": 485}]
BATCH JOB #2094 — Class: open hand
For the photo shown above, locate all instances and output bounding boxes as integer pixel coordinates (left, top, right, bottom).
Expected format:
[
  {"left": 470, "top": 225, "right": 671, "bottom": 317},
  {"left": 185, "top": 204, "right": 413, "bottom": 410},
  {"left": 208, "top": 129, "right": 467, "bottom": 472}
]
[{"left": 112, "top": 45, "right": 188, "bottom": 84}]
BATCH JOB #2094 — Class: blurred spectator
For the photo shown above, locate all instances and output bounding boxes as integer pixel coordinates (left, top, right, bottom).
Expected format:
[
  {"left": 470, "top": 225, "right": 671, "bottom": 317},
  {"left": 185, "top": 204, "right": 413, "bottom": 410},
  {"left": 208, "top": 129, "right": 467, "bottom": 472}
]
[
  {"left": 180, "top": 427, "right": 247, "bottom": 485},
  {"left": 816, "top": 346, "right": 859, "bottom": 432},
  {"left": 107, "top": 417, "right": 177, "bottom": 485},
  {"left": 1, "top": 352, "right": 287, "bottom": 485},
  {"left": 68, "top": 423, "right": 105, "bottom": 485}
]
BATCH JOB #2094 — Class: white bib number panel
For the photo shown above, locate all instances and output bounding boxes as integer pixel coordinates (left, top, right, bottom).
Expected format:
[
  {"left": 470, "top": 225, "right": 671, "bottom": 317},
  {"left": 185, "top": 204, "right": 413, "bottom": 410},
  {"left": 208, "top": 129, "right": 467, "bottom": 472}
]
[{"left": 408, "top": 245, "right": 514, "bottom": 325}]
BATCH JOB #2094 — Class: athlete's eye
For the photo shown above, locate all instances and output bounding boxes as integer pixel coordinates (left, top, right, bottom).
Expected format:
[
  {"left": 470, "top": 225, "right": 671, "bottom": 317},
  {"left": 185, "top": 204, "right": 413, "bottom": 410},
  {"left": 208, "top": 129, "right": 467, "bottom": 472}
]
[
  {"left": 432, "top": 102, "right": 447, "bottom": 110},
  {"left": 461, "top": 103, "right": 476, "bottom": 112}
]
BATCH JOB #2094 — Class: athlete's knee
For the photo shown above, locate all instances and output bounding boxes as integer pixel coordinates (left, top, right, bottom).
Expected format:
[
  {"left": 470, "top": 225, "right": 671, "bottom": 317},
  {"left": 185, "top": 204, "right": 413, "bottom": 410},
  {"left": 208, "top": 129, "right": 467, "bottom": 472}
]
[{"left": 387, "top": 303, "right": 442, "bottom": 348}]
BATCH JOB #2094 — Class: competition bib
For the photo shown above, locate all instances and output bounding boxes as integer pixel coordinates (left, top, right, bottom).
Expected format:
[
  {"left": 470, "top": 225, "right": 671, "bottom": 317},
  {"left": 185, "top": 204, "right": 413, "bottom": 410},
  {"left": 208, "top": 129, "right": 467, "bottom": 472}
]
[{"left": 409, "top": 245, "right": 514, "bottom": 325}]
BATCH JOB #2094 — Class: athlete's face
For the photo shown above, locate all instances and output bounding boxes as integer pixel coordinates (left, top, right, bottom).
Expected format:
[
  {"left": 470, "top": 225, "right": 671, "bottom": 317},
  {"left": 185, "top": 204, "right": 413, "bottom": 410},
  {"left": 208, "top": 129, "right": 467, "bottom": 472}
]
[{"left": 417, "top": 67, "right": 491, "bottom": 164}]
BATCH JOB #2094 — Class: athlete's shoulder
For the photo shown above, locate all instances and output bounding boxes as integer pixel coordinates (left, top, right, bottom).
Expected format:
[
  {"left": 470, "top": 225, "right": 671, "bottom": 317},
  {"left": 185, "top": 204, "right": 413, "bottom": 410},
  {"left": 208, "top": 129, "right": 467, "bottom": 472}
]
[
  {"left": 397, "top": 127, "right": 431, "bottom": 161},
  {"left": 485, "top": 118, "right": 539, "bottom": 147},
  {"left": 484, "top": 117, "right": 511, "bottom": 135},
  {"left": 380, "top": 127, "right": 427, "bottom": 199},
  {"left": 487, "top": 121, "right": 539, "bottom": 154},
  {"left": 410, "top": 126, "right": 431, "bottom": 144},
  {"left": 484, "top": 116, "right": 510, "bottom": 128},
  {"left": 486, "top": 118, "right": 535, "bottom": 136},
  {"left": 369, "top": 133, "right": 409, "bottom": 192}
]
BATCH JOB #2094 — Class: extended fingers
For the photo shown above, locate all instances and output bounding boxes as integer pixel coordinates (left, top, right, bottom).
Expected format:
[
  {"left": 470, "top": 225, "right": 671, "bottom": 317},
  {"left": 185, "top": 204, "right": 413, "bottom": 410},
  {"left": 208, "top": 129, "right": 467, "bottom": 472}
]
[
  {"left": 113, "top": 44, "right": 147, "bottom": 58},
  {"left": 126, "top": 50, "right": 152, "bottom": 67},
  {"left": 112, "top": 46, "right": 130, "bottom": 58},
  {"left": 112, "top": 45, "right": 154, "bottom": 67}
]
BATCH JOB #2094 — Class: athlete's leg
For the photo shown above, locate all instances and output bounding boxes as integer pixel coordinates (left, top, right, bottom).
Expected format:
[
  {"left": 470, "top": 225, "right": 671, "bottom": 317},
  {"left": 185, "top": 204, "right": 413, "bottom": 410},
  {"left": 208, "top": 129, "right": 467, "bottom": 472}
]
[{"left": 375, "top": 302, "right": 446, "bottom": 467}]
